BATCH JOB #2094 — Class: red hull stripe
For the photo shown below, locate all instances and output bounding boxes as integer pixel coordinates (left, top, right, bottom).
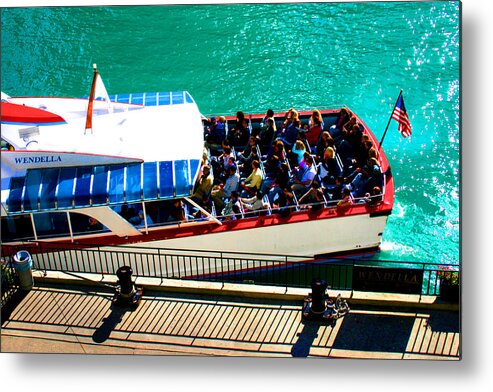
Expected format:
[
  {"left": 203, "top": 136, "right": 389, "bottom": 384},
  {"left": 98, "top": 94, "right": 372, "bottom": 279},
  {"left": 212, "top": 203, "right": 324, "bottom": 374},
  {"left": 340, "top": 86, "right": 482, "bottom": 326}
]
[{"left": 1, "top": 102, "right": 66, "bottom": 124}]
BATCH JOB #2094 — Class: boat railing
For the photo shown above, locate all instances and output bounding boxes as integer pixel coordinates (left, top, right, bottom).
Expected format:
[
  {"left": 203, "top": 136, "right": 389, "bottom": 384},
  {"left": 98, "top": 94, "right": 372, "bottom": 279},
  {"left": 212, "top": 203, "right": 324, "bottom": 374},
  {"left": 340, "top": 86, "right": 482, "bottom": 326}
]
[{"left": 201, "top": 105, "right": 344, "bottom": 119}]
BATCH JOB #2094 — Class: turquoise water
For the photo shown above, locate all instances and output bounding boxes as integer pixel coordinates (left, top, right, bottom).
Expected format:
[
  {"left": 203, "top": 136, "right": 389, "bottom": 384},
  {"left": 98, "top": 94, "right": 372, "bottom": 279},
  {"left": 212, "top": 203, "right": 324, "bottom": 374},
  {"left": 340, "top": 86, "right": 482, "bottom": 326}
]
[{"left": 0, "top": 2, "right": 460, "bottom": 265}]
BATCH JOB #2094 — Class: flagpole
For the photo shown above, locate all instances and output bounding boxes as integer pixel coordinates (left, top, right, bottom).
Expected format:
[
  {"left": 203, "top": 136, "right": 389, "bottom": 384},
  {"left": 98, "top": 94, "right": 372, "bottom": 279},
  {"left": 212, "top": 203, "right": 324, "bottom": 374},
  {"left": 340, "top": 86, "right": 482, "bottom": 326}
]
[
  {"left": 378, "top": 89, "right": 403, "bottom": 151},
  {"left": 84, "top": 63, "right": 98, "bottom": 135}
]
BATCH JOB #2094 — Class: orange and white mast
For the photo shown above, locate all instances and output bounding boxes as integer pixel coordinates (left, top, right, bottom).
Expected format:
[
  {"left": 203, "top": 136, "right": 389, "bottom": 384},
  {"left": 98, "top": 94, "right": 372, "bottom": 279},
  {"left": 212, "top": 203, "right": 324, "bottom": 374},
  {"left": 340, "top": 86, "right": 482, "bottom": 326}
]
[{"left": 84, "top": 63, "right": 98, "bottom": 135}]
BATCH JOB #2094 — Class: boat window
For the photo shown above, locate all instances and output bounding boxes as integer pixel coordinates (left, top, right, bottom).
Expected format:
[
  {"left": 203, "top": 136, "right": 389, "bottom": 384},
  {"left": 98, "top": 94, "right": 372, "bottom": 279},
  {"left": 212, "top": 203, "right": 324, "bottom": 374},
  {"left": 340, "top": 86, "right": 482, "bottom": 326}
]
[
  {"left": 126, "top": 164, "right": 142, "bottom": 202},
  {"left": 158, "top": 92, "right": 171, "bottom": 105},
  {"left": 74, "top": 167, "right": 92, "bottom": 207},
  {"left": 171, "top": 91, "right": 184, "bottom": 105},
  {"left": 1, "top": 215, "right": 35, "bottom": 242},
  {"left": 39, "top": 168, "right": 60, "bottom": 210},
  {"left": 143, "top": 162, "right": 158, "bottom": 200},
  {"left": 174, "top": 160, "right": 190, "bottom": 196},
  {"left": 158, "top": 161, "right": 174, "bottom": 198},
  {"left": 108, "top": 165, "right": 125, "bottom": 203},
  {"left": 24, "top": 169, "right": 42, "bottom": 211},
  {"left": 1, "top": 138, "right": 14, "bottom": 150},
  {"left": 91, "top": 165, "right": 109, "bottom": 206},
  {"left": 7, "top": 177, "right": 25, "bottom": 213},
  {"left": 69, "top": 212, "right": 107, "bottom": 236},
  {"left": 185, "top": 92, "right": 194, "bottom": 104},
  {"left": 57, "top": 167, "right": 77, "bottom": 208},
  {"left": 130, "top": 94, "right": 143, "bottom": 106},
  {"left": 144, "top": 92, "right": 157, "bottom": 106},
  {"left": 33, "top": 212, "right": 70, "bottom": 239}
]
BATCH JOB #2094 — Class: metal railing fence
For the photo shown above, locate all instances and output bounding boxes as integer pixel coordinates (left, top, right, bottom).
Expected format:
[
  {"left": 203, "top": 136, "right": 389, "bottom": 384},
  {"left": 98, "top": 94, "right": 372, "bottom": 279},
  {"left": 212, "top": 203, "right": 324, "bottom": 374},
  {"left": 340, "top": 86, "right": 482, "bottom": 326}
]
[{"left": 1, "top": 242, "right": 459, "bottom": 296}]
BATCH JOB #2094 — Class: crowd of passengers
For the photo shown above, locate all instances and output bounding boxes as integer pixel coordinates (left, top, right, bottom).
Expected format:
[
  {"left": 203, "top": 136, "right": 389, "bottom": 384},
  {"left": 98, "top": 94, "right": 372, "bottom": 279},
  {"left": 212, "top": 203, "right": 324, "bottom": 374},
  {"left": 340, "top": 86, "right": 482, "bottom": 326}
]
[
  {"left": 191, "top": 107, "right": 385, "bottom": 221},
  {"left": 114, "top": 107, "right": 386, "bottom": 227}
]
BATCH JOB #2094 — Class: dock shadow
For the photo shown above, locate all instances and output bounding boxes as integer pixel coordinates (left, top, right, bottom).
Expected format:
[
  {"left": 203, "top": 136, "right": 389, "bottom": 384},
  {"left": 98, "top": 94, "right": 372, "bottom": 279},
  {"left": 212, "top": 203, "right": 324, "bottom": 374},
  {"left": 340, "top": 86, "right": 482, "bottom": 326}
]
[
  {"left": 332, "top": 313, "right": 415, "bottom": 353},
  {"left": 92, "top": 303, "right": 129, "bottom": 343},
  {"left": 291, "top": 320, "right": 334, "bottom": 357},
  {"left": 425, "top": 310, "right": 460, "bottom": 333},
  {"left": 1, "top": 288, "right": 29, "bottom": 324}
]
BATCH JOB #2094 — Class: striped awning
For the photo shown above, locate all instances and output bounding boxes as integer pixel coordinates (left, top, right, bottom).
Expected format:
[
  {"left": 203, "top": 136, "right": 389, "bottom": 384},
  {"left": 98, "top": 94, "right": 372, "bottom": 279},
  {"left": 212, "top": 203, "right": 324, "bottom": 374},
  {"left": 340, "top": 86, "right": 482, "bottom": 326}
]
[{"left": 6, "top": 159, "right": 201, "bottom": 214}]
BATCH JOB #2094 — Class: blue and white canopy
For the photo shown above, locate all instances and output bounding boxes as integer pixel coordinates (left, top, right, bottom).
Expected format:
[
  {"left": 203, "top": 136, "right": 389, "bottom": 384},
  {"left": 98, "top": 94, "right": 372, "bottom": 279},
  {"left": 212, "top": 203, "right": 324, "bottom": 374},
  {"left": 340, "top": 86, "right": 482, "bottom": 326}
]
[
  {"left": 1, "top": 90, "right": 206, "bottom": 216},
  {"left": 5, "top": 158, "right": 201, "bottom": 214}
]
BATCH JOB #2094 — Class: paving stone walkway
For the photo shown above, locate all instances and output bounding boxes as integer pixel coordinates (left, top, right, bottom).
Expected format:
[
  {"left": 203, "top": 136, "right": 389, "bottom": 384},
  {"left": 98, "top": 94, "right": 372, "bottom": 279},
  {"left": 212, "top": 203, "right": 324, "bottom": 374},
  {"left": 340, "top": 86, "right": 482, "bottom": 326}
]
[{"left": 0, "top": 284, "right": 460, "bottom": 359}]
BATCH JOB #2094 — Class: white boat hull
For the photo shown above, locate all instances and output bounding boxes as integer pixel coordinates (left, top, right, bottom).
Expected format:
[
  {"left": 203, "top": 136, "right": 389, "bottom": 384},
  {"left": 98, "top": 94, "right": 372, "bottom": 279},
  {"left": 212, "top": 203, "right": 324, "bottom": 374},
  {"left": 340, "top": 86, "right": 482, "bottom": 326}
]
[{"left": 127, "top": 211, "right": 387, "bottom": 258}]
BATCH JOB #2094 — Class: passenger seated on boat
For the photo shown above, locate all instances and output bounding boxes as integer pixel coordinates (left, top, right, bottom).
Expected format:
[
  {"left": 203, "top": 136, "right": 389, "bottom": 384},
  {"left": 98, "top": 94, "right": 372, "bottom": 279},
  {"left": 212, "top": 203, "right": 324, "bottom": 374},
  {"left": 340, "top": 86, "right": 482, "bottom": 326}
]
[
  {"left": 221, "top": 191, "right": 241, "bottom": 220},
  {"left": 347, "top": 124, "right": 364, "bottom": 162},
  {"left": 136, "top": 210, "right": 154, "bottom": 228},
  {"left": 271, "top": 189, "right": 291, "bottom": 218},
  {"left": 325, "top": 176, "right": 344, "bottom": 204},
  {"left": 263, "top": 140, "right": 285, "bottom": 162},
  {"left": 211, "top": 165, "right": 240, "bottom": 212},
  {"left": 362, "top": 186, "right": 383, "bottom": 207},
  {"left": 229, "top": 111, "right": 250, "bottom": 148},
  {"left": 306, "top": 109, "right": 324, "bottom": 146},
  {"left": 347, "top": 165, "right": 371, "bottom": 199},
  {"left": 236, "top": 136, "right": 258, "bottom": 163},
  {"left": 211, "top": 146, "right": 234, "bottom": 184},
  {"left": 316, "top": 131, "right": 335, "bottom": 161},
  {"left": 240, "top": 191, "right": 268, "bottom": 215},
  {"left": 191, "top": 165, "right": 214, "bottom": 205},
  {"left": 168, "top": 199, "right": 187, "bottom": 222},
  {"left": 337, "top": 187, "right": 353, "bottom": 209},
  {"left": 238, "top": 147, "right": 259, "bottom": 178},
  {"left": 260, "top": 117, "right": 276, "bottom": 152},
  {"left": 193, "top": 194, "right": 213, "bottom": 220},
  {"left": 288, "top": 140, "right": 306, "bottom": 168},
  {"left": 343, "top": 116, "right": 357, "bottom": 134},
  {"left": 336, "top": 134, "right": 357, "bottom": 175},
  {"left": 368, "top": 157, "right": 381, "bottom": 173},
  {"left": 283, "top": 108, "right": 299, "bottom": 125},
  {"left": 267, "top": 162, "right": 290, "bottom": 204},
  {"left": 292, "top": 151, "right": 311, "bottom": 181},
  {"left": 291, "top": 155, "right": 317, "bottom": 198},
  {"left": 299, "top": 127, "right": 312, "bottom": 152},
  {"left": 260, "top": 154, "right": 281, "bottom": 195},
  {"left": 206, "top": 116, "right": 226, "bottom": 145},
  {"left": 240, "top": 160, "right": 263, "bottom": 197},
  {"left": 335, "top": 107, "right": 351, "bottom": 130},
  {"left": 316, "top": 147, "right": 341, "bottom": 187},
  {"left": 262, "top": 108, "right": 275, "bottom": 125},
  {"left": 298, "top": 180, "right": 324, "bottom": 210},
  {"left": 119, "top": 204, "right": 140, "bottom": 224},
  {"left": 277, "top": 118, "right": 301, "bottom": 150},
  {"left": 365, "top": 162, "right": 384, "bottom": 193},
  {"left": 329, "top": 108, "right": 351, "bottom": 142},
  {"left": 87, "top": 217, "right": 104, "bottom": 232}
]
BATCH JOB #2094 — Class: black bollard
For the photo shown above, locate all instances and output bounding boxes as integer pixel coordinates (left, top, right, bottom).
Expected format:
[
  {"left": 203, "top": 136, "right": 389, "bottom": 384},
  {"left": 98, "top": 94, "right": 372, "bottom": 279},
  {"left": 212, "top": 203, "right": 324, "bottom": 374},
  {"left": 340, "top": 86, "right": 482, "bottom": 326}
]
[
  {"left": 310, "top": 278, "right": 327, "bottom": 314},
  {"left": 114, "top": 266, "right": 142, "bottom": 307},
  {"left": 117, "top": 266, "right": 135, "bottom": 297}
]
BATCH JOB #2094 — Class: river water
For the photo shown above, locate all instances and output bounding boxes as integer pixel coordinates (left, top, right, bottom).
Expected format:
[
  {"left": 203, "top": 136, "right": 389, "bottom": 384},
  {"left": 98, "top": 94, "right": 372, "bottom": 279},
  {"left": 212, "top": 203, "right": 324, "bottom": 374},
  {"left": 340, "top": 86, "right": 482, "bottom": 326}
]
[{"left": 1, "top": 1, "right": 460, "bottom": 265}]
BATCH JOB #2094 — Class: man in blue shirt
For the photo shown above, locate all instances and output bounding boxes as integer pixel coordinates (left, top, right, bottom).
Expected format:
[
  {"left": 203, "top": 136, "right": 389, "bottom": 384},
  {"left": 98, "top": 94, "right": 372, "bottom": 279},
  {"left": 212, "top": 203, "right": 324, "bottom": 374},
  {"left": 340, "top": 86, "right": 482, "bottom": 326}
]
[
  {"left": 291, "top": 155, "right": 317, "bottom": 198},
  {"left": 208, "top": 116, "right": 226, "bottom": 145}
]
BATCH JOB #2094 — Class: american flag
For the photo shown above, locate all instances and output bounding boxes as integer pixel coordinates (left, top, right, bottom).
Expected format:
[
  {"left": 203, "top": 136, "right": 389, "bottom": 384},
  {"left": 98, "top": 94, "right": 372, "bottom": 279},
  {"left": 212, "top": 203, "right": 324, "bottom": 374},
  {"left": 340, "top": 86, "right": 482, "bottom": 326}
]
[{"left": 392, "top": 94, "right": 412, "bottom": 138}]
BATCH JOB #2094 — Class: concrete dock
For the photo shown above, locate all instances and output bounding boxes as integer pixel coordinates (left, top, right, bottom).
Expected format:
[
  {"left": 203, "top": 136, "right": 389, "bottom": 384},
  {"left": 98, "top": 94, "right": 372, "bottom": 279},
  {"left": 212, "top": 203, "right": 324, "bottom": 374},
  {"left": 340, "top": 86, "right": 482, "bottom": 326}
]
[{"left": 1, "top": 273, "right": 460, "bottom": 359}]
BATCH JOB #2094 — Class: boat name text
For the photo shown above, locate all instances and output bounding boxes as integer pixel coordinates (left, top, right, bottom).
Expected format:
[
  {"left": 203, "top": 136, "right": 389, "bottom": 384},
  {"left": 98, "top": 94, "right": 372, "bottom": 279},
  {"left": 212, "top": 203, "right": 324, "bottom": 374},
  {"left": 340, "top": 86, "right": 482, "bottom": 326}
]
[{"left": 14, "top": 156, "right": 62, "bottom": 165}]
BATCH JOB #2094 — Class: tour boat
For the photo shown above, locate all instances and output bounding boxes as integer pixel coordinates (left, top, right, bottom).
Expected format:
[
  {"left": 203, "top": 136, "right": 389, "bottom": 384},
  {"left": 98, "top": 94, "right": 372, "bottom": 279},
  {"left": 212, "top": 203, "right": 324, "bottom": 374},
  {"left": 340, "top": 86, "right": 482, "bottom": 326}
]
[{"left": 1, "top": 66, "right": 394, "bottom": 260}]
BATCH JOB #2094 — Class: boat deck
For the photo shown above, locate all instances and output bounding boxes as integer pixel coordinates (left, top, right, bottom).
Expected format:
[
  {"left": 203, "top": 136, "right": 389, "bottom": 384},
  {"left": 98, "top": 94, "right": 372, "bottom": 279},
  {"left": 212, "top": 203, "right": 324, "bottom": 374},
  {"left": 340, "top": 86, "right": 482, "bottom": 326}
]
[{"left": 1, "top": 282, "right": 460, "bottom": 359}]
